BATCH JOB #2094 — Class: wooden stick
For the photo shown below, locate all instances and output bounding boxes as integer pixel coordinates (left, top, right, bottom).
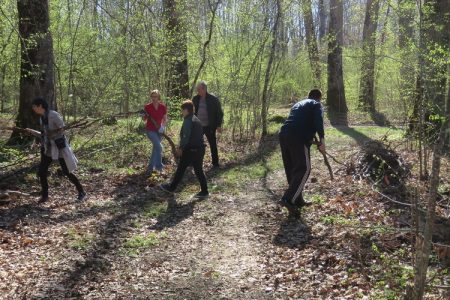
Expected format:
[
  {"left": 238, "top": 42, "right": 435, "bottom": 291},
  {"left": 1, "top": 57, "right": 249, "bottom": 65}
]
[{"left": 313, "top": 136, "right": 334, "bottom": 180}]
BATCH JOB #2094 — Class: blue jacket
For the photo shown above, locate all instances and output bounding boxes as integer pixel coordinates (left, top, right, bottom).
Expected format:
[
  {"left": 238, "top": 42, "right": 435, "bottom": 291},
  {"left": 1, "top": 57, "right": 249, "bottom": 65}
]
[{"left": 279, "top": 99, "right": 325, "bottom": 144}]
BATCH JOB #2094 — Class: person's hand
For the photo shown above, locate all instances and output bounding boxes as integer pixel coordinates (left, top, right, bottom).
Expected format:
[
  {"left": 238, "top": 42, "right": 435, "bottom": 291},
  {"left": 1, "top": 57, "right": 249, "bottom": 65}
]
[
  {"left": 31, "top": 142, "right": 41, "bottom": 150},
  {"left": 216, "top": 127, "right": 222, "bottom": 133},
  {"left": 176, "top": 148, "right": 182, "bottom": 158},
  {"left": 318, "top": 142, "right": 325, "bottom": 154},
  {"left": 158, "top": 126, "right": 165, "bottom": 134}
]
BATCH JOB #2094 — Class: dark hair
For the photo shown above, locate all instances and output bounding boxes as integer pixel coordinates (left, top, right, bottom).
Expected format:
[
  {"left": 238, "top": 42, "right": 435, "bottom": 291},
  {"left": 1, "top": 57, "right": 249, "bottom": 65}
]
[
  {"left": 308, "top": 89, "right": 322, "bottom": 101},
  {"left": 31, "top": 97, "right": 49, "bottom": 110},
  {"left": 181, "top": 99, "right": 194, "bottom": 114}
]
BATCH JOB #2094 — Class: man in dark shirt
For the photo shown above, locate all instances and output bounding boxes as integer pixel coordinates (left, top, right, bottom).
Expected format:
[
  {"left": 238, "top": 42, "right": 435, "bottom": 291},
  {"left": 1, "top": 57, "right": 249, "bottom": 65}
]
[
  {"left": 160, "top": 100, "right": 209, "bottom": 198},
  {"left": 192, "top": 81, "right": 224, "bottom": 168},
  {"left": 278, "top": 89, "right": 325, "bottom": 218}
]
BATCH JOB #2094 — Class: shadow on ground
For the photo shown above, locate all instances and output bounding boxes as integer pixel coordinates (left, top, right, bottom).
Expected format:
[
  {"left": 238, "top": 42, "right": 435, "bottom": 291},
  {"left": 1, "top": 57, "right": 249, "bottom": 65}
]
[
  {"left": 33, "top": 132, "right": 281, "bottom": 298},
  {"left": 273, "top": 218, "right": 311, "bottom": 249}
]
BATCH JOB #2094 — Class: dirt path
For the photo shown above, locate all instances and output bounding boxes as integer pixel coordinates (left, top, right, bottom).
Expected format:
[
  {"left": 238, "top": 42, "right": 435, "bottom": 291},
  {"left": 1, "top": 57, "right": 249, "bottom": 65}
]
[
  {"left": 1, "top": 158, "right": 318, "bottom": 300},
  {"left": 2, "top": 126, "right": 448, "bottom": 299}
]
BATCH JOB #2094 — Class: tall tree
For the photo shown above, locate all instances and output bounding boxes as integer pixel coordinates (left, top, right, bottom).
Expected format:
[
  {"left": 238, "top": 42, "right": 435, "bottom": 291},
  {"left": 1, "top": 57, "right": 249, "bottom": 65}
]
[
  {"left": 14, "top": 0, "right": 55, "bottom": 136},
  {"left": 358, "top": 0, "right": 380, "bottom": 111},
  {"left": 301, "top": 0, "right": 321, "bottom": 88},
  {"left": 422, "top": 0, "right": 449, "bottom": 113},
  {"left": 397, "top": 0, "right": 416, "bottom": 110},
  {"left": 318, "top": 0, "right": 327, "bottom": 41},
  {"left": 326, "top": 0, "right": 347, "bottom": 118},
  {"left": 261, "top": 0, "right": 282, "bottom": 136},
  {"left": 163, "top": 0, "right": 189, "bottom": 99}
]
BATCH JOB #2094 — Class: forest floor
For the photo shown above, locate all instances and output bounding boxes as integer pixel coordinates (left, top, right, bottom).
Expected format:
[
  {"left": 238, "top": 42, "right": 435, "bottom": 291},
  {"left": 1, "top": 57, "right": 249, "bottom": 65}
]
[{"left": 0, "top": 113, "right": 449, "bottom": 299}]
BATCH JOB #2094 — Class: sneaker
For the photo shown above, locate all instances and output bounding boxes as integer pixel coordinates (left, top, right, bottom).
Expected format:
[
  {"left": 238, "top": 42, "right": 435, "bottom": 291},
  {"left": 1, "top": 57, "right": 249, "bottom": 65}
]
[
  {"left": 278, "top": 198, "right": 300, "bottom": 219},
  {"left": 194, "top": 191, "right": 209, "bottom": 199},
  {"left": 38, "top": 196, "right": 49, "bottom": 204},
  {"left": 159, "top": 183, "right": 174, "bottom": 193},
  {"left": 77, "top": 192, "right": 87, "bottom": 202}
]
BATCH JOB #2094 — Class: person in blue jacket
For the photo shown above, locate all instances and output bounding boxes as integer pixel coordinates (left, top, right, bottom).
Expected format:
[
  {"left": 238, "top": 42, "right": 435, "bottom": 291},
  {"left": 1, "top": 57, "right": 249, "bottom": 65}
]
[{"left": 278, "top": 89, "right": 325, "bottom": 219}]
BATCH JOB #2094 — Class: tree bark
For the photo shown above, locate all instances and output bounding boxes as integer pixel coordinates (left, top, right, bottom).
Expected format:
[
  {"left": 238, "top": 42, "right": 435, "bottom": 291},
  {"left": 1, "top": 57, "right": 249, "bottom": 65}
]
[
  {"left": 318, "top": 0, "right": 327, "bottom": 41},
  {"left": 358, "top": 0, "right": 380, "bottom": 111},
  {"left": 326, "top": 0, "right": 348, "bottom": 118},
  {"left": 422, "top": 0, "right": 449, "bottom": 111},
  {"left": 398, "top": 0, "right": 416, "bottom": 113},
  {"left": 12, "top": 0, "right": 55, "bottom": 141},
  {"left": 301, "top": 0, "right": 321, "bottom": 88},
  {"left": 163, "top": 0, "right": 189, "bottom": 99},
  {"left": 411, "top": 110, "right": 448, "bottom": 299},
  {"left": 261, "top": 0, "right": 282, "bottom": 136}
]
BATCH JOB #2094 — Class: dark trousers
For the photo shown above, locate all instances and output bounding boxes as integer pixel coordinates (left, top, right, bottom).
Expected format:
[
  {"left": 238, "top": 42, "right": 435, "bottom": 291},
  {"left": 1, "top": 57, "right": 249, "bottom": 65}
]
[
  {"left": 38, "top": 153, "right": 84, "bottom": 198},
  {"left": 170, "top": 147, "right": 208, "bottom": 193},
  {"left": 203, "top": 127, "right": 219, "bottom": 166},
  {"left": 279, "top": 134, "right": 311, "bottom": 206}
]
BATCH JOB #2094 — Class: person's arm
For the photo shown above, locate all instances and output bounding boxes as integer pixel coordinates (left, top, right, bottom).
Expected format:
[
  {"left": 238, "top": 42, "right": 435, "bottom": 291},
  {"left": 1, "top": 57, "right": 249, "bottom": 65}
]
[
  {"left": 179, "top": 118, "right": 192, "bottom": 150},
  {"left": 162, "top": 106, "right": 168, "bottom": 126},
  {"left": 314, "top": 104, "right": 325, "bottom": 152},
  {"left": 216, "top": 97, "right": 224, "bottom": 130},
  {"left": 140, "top": 108, "right": 148, "bottom": 121},
  {"left": 50, "top": 112, "right": 65, "bottom": 136}
]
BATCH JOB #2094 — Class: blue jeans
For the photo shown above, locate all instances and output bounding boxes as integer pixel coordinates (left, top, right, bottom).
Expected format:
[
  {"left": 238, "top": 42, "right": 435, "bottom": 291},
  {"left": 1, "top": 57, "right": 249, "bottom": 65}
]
[{"left": 146, "top": 130, "right": 164, "bottom": 172}]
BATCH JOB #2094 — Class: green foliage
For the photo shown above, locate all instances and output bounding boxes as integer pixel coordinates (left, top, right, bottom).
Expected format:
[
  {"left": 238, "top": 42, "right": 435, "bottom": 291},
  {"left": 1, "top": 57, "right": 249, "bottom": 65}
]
[
  {"left": 123, "top": 232, "right": 166, "bottom": 256},
  {"left": 143, "top": 202, "right": 167, "bottom": 219},
  {"left": 66, "top": 228, "right": 94, "bottom": 251},
  {"left": 0, "top": 145, "right": 25, "bottom": 164}
]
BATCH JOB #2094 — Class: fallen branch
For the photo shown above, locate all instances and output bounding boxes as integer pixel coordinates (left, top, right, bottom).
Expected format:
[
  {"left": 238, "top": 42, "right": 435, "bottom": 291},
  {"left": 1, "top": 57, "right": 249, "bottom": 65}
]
[{"left": 313, "top": 137, "right": 333, "bottom": 180}]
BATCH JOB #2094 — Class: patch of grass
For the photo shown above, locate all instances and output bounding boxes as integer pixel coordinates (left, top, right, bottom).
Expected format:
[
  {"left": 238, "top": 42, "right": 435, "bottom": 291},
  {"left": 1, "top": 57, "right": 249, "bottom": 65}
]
[
  {"left": 306, "top": 193, "right": 326, "bottom": 205},
  {"left": 66, "top": 228, "right": 94, "bottom": 250},
  {"left": 370, "top": 248, "right": 415, "bottom": 299},
  {"left": 320, "top": 214, "right": 359, "bottom": 226},
  {"left": 326, "top": 127, "right": 405, "bottom": 145},
  {"left": 123, "top": 232, "right": 166, "bottom": 256},
  {"left": 143, "top": 202, "right": 167, "bottom": 218},
  {"left": 219, "top": 163, "right": 266, "bottom": 188}
]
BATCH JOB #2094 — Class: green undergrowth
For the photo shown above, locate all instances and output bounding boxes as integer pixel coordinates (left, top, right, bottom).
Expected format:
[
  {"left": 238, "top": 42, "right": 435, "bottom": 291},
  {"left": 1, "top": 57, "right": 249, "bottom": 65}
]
[{"left": 122, "top": 232, "right": 167, "bottom": 256}]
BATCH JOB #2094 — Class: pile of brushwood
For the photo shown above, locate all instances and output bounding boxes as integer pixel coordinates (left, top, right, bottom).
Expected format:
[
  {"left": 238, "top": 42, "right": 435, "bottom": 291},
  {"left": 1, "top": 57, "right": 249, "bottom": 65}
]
[{"left": 353, "top": 140, "right": 410, "bottom": 190}]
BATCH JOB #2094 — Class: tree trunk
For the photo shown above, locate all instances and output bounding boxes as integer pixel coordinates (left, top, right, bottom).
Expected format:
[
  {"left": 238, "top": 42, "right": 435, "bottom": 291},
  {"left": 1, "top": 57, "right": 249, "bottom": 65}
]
[
  {"left": 12, "top": 0, "right": 55, "bottom": 142},
  {"left": 409, "top": 0, "right": 449, "bottom": 139},
  {"left": 163, "top": 0, "right": 189, "bottom": 99},
  {"left": 326, "top": 0, "right": 348, "bottom": 118},
  {"left": 261, "top": 0, "right": 282, "bottom": 136},
  {"left": 190, "top": 0, "right": 221, "bottom": 96},
  {"left": 358, "top": 0, "right": 380, "bottom": 111},
  {"left": 301, "top": 0, "right": 321, "bottom": 88},
  {"left": 398, "top": 0, "right": 416, "bottom": 115},
  {"left": 318, "top": 0, "right": 327, "bottom": 41},
  {"left": 410, "top": 110, "right": 448, "bottom": 299},
  {"left": 422, "top": 0, "right": 449, "bottom": 112},
  {"left": 0, "top": 64, "right": 5, "bottom": 113}
]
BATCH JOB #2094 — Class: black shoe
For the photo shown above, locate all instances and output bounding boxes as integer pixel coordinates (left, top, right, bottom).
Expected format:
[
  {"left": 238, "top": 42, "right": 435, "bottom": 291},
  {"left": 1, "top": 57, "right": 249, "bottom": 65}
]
[
  {"left": 194, "top": 191, "right": 209, "bottom": 199},
  {"left": 38, "top": 196, "right": 49, "bottom": 204},
  {"left": 159, "top": 183, "right": 175, "bottom": 193},
  {"left": 296, "top": 199, "right": 313, "bottom": 208},
  {"left": 77, "top": 192, "right": 87, "bottom": 202},
  {"left": 278, "top": 199, "right": 300, "bottom": 219}
]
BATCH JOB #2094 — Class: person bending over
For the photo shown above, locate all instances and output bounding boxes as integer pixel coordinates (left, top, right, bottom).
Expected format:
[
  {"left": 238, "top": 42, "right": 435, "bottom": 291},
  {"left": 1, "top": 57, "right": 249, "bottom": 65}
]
[
  {"left": 160, "top": 100, "right": 209, "bottom": 198},
  {"left": 25, "top": 97, "right": 86, "bottom": 203},
  {"left": 278, "top": 89, "right": 325, "bottom": 219}
]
